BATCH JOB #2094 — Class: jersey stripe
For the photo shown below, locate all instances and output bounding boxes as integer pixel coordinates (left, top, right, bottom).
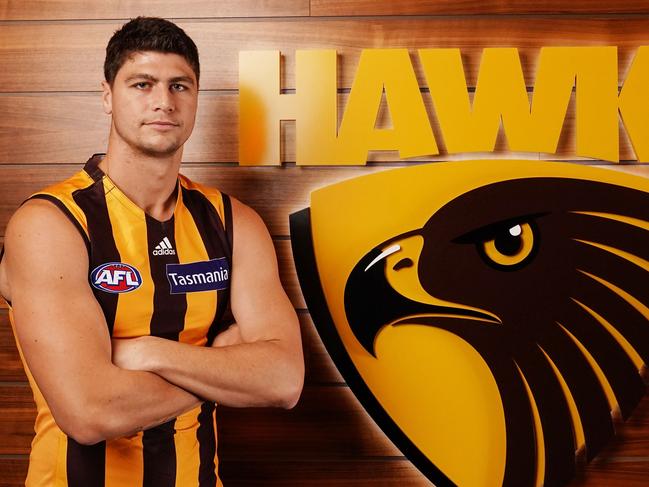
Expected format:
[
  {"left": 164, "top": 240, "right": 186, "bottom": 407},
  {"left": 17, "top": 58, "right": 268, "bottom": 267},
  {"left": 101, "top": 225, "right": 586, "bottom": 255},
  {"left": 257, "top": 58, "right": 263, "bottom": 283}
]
[
  {"left": 214, "top": 194, "right": 234, "bottom": 336},
  {"left": 105, "top": 434, "right": 144, "bottom": 487},
  {"left": 66, "top": 439, "right": 106, "bottom": 487},
  {"left": 181, "top": 187, "right": 231, "bottom": 485},
  {"left": 105, "top": 177, "right": 155, "bottom": 341},
  {"left": 66, "top": 171, "right": 119, "bottom": 486},
  {"left": 174, "top": 201, "right": 216, "bottom": 346},
  {"left": 72, "top": 180, "right": 120, "bottom": 335},
  {"left": 142, "top": 420, "right": 177, "bottom": 487},
  {"left": 181, "top": 187, "right": 233, "bottom": 346},
  {"left": 223, "top": 193, "right": 233, "bottom": 251},
  {"left": 173, "top": 406, "right": 202, "bottom": 487},
  {"left": 146, "top": 214, "right": 187, "bottom": 340},
  {"left": 144, "top": 213, "right": 186, "bottom": 487},
  {"left": 197, "top": 403, "right": 217, "bottom": 486}
]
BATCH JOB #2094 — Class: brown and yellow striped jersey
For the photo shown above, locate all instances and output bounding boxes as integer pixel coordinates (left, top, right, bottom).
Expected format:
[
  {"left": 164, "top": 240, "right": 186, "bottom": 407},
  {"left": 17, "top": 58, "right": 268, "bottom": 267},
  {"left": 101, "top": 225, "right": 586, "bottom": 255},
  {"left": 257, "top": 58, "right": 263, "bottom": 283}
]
[{"left": 6, "top": 154, "right": 233, "bottom": 487}]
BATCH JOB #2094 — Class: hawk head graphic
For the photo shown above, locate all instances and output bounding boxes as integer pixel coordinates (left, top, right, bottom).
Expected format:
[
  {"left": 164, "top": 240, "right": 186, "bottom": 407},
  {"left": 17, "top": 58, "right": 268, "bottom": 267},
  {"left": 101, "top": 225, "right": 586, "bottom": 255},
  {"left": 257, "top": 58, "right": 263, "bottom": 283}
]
[{"left": 290, "top": 161, "right": 649, "bottom": 487}]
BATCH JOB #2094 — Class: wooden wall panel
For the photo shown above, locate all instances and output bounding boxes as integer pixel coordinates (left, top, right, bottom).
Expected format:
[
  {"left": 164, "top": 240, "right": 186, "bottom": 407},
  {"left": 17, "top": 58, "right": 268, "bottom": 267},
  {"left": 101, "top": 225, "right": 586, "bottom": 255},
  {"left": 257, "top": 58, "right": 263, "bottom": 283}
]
[
  {"left": 311, "top": 0, "right": 649, "bottom": 16},
  {"left": 0, "top": 310, "right": 24, "bottom": 382},
  {"left": 3, "top": 3, "right": 649, "bottom": 486},
  {"left": 1, "top": 93, "right": 639, "bottom": 164},
  {"left": 0, "top": 458, "right": 432, "bottom": 487},
  {"left": 218, "top": 459, "right": 429, "bottom": 486},
  {"left": 0, "top": 386, "right": 37, "bottom": 455},
  {"left": 2, "top": 388, "right": 649, "bottom": 483},
  {"left": 0, "top": 95, "right": 109, "bottom": 165},
  {"left": 3, "top": 385, "right": 649, "bottom": 464},
  {"left": 299, "top": 312, "right": 343, "bottom": 383},
  {"left": 3, "top": 164, "right": 649, "bottom": 240},
  {"left": 0, "top": 93, "right": 526, "bottom": 164},
  {"left": 0, "top": 236, "right": 4, "bottom": 311},
  {"left": 0, "top": 459, "right": 28, "bottom": 487},
  {"left": 2, "top": 18, "right": 649, "bottom": 92},
  {"left": 2, "top": 457, "right": 649, "bottom": 487},
  {"left": 0, "top": 0, "right": 309, "bottom": 21}
]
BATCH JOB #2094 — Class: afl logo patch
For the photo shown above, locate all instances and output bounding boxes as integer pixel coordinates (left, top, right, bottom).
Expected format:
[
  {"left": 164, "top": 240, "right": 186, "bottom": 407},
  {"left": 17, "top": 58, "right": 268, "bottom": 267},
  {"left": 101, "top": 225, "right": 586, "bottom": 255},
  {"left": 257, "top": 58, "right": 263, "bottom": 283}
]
[{"left": 91, "top": 262, "right": 143, "bottom": 293}]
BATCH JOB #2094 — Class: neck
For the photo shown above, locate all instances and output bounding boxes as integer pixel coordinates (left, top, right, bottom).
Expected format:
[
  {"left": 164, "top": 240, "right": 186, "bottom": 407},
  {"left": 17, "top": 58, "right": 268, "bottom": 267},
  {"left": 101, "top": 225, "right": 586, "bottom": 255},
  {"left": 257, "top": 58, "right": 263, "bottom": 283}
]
[{"left": 100, "top": 136, "right": 182, "bottom": 222}]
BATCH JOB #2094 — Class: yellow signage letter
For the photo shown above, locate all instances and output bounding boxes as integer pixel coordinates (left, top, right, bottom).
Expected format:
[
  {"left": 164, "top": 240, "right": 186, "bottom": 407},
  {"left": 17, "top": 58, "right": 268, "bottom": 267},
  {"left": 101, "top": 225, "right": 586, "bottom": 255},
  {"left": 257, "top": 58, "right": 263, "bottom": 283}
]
[
  {"left": 239, "top": 50, "right": 296, "bottom": 165},
  {"left": 334, "top": 49, "right": 438, "bottom": 164},
  {"left": 619, "top": 46, "right": 649, "bottom": 162},
  {"left": 420, "top": 47, "right": 619, "bottom": 161}
]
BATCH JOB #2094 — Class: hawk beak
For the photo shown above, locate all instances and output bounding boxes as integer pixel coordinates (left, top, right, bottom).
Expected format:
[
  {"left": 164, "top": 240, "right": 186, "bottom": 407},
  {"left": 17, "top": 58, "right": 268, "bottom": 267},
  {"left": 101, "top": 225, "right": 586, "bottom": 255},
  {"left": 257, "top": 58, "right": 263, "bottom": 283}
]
[{"left": 344, "top": 230, "right": 499, "bottom": 357}]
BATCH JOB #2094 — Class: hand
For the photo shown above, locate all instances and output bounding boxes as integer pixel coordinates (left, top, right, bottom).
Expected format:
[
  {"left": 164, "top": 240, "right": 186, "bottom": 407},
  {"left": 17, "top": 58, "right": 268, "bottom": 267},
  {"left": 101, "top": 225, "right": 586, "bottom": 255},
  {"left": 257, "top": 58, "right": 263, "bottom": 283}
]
[
  {"left": 211, "top": 323, "right": 243, "bottom": 347},
  {"left": 111, "top": 336, "right": 156, "bottom": 371}
]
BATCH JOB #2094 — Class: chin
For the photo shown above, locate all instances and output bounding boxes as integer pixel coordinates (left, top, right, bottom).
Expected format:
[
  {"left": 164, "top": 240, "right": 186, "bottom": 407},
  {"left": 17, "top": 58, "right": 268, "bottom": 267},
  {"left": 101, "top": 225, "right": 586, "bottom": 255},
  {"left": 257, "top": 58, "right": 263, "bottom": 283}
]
[{"left": 137, "top": 140, "right": 183, "bottom": 158}]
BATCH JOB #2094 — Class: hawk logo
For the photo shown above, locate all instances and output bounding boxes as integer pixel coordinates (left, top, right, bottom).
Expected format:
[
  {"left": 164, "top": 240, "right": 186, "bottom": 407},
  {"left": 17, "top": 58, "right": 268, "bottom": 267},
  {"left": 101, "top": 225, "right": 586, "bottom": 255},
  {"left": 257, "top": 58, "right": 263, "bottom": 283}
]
[{"left": 290, "top": 160, "right": 649, "bottom": 487}]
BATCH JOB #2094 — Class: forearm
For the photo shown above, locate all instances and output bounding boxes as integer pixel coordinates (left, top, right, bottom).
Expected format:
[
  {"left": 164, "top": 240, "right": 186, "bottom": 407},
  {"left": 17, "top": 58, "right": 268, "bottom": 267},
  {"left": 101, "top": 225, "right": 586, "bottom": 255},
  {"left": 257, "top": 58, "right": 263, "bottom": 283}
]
[
  {"left": 135, "top": 337, "right": 303, "bottom": 408},
  {"left": 66, "top": 364, "right": 200, "bottom": 444}
]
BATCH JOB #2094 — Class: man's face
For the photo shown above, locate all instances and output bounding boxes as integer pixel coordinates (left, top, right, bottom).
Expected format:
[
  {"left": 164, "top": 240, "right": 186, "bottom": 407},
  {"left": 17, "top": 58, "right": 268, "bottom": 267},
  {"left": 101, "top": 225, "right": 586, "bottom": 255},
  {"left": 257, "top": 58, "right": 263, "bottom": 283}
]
[{"left": 102, "top": 51, "right": 198, "bottom": 157}]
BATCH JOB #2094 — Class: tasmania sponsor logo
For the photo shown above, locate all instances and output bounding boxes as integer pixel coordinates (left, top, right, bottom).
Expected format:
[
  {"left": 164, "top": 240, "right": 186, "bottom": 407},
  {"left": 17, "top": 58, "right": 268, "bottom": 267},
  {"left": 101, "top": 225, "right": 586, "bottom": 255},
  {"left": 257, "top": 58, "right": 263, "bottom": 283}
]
[
  {"left": 91, "top": 262, "right": 143, "bottom": 293},
  {"left": 166, "top": 257, "right": 230, "bottom": 294}
]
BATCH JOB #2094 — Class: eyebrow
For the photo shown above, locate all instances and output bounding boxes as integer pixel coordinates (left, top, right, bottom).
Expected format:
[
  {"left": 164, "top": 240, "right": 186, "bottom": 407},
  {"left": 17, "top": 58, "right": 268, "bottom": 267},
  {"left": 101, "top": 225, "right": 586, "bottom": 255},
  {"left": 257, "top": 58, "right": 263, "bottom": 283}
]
[{"left": 124, "top": 73, "right": 195, "bottom": 85}]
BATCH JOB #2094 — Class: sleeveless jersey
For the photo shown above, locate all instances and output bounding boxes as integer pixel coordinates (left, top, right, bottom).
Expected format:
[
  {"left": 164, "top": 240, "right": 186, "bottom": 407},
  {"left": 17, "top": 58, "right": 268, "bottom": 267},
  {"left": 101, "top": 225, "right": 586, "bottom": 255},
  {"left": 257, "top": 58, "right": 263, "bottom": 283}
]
[{"left": 5, "top": 154, "right": 233, "bottom": 487}]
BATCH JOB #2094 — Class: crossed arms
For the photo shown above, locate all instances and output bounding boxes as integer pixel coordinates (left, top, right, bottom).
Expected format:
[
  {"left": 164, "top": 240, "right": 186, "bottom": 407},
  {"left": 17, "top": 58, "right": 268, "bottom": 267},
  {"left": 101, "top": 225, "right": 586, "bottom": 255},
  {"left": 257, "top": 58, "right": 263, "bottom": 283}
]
[{"left": 0, "top": 197, "right": 304, "bottom": 445}]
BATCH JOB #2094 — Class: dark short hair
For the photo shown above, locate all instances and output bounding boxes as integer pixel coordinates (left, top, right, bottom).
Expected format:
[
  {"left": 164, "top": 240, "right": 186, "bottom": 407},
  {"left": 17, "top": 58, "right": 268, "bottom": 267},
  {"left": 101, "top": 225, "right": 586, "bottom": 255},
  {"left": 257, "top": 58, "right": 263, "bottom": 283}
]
[{"left": 104, "top": 17, "right": 200, "bottom": 85}]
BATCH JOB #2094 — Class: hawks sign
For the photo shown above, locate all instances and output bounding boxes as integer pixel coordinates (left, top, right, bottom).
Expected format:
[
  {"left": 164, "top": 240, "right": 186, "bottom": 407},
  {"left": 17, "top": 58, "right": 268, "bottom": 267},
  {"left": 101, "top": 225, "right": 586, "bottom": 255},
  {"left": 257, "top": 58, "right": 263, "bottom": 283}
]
[{"left": 240, "top": 47, "right": 649, "bottom": 165}]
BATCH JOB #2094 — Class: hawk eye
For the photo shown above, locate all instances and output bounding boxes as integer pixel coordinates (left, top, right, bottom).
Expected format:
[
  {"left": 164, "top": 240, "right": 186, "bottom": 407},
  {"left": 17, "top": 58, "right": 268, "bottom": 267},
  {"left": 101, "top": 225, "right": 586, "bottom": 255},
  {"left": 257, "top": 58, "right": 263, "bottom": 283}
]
[{"left": 481, "top": 222, "right": 536, "bottom": 269}]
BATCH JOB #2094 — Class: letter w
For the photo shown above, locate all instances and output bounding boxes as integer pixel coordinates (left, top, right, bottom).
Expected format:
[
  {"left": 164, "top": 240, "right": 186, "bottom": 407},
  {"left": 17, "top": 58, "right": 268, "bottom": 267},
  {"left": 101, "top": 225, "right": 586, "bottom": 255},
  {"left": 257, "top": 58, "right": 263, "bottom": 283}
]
[{"left": 419, "top": 47, "right": 619, "bottom": 161}]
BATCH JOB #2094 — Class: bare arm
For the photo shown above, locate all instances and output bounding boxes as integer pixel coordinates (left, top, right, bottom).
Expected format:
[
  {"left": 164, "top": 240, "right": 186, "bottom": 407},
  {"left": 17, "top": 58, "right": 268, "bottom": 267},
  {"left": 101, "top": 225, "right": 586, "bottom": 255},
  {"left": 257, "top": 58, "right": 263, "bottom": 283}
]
[
  {"left": 112, "top": 198, "right": 304, "bottom": 408},
  {"left": 4, "top": 200, "right": 201, "bottom": 445}
]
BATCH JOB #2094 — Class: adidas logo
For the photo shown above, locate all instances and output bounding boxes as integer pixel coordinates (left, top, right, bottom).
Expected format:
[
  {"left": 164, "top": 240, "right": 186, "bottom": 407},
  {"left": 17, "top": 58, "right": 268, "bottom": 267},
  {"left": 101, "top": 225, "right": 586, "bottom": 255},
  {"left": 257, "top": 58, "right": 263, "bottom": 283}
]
[{"left": 153, "top": 237, "right": 176, "bottom": 256}]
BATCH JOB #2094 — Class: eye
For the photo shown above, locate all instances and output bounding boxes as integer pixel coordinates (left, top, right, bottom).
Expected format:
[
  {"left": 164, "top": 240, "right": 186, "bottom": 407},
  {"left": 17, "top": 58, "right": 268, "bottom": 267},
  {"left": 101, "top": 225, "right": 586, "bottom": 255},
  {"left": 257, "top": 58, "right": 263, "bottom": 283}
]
[
  {"left": 133, "top": 82, "right": 150, "bottom": 89},
  {"left": 171, "top": 83, "right": 187, "bottom": 92},
  {"left": 480, "top": 222, "right": 537, "bottom": 270}
]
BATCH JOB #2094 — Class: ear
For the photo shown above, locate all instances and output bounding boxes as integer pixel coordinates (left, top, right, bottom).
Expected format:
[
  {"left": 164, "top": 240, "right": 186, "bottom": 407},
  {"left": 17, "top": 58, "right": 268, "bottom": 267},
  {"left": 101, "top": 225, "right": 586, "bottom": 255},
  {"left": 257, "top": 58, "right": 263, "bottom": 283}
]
[{"left": 101, "top": 80, "right": 113, "bottom": 115}]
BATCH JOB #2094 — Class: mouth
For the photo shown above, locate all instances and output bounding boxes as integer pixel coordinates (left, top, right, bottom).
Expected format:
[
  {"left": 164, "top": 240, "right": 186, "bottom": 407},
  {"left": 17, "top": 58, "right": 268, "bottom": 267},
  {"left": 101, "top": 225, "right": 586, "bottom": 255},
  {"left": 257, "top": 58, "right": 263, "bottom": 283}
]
[{"left": 144, "top": 121, "right": 179, "bottom": 131}]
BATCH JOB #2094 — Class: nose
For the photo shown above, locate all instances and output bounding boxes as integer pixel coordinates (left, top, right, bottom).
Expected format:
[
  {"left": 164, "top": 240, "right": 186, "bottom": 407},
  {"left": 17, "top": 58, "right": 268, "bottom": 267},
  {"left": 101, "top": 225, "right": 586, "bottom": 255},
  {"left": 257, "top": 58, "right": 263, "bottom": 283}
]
[{"left": 152, "top": 84, "right": 174, "bottom": 112}]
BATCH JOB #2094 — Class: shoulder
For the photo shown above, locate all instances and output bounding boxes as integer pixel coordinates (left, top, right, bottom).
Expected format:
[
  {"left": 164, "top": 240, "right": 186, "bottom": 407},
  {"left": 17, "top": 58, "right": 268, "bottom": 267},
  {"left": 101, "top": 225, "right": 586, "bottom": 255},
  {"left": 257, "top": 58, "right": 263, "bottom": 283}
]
[
  {"left": 5, "top": 198, "right": 89, "bottom": 267},
  {"left": 228, "top": 197, "right": 278, "bottom": 270},
  {"left": 9, "top": 194, "right": 88, "bottom": 239},
  {"left": 230, "top": 197, "right": 269, "bottom": 239},
  {"left": 8, "top": 197, "right": 78, "bottom": 237},
  {"left": 3, "top": 198, "right": 90, "bottom": 302},
  {"left": 25, "top": 168, "right": 95, "bottom": 237}
]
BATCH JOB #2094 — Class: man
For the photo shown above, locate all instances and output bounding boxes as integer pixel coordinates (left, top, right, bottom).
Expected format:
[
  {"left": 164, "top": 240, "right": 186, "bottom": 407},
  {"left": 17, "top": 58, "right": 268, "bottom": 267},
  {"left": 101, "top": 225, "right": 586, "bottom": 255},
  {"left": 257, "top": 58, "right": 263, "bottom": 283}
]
[{"left": 0, "top": 17, "right": 304, "bottom": 486}]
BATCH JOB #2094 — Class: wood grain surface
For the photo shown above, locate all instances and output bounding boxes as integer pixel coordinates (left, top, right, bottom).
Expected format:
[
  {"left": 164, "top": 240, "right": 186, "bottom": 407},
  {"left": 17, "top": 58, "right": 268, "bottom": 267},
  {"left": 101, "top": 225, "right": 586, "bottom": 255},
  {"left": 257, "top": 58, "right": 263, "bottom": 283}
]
[
  {"left": 1, "top": 456, "right": 648, "bottom": 487},
  {"left": 2, "top": 18, "right": 649, "bottom": 92},
  {"left": 0, "top": 93, "right": 639, "bottom": 165},
  {"left": 0, "top": 0, "right": 310, "bottom": 20},
  {"left": 2, "top": 163, "right": 648, "bottom": 239},
  {"left": 3, "top": 2, "right": 649, "bottom": 486},
  {"left": 4, "top": 0, "right": 649, "bottom": 21},
  {"left": 1, "top": 386, "right": 648, "bottom": 483},
  {"left": 310, "top": 0, "right": 649, "bottom": 16}
]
